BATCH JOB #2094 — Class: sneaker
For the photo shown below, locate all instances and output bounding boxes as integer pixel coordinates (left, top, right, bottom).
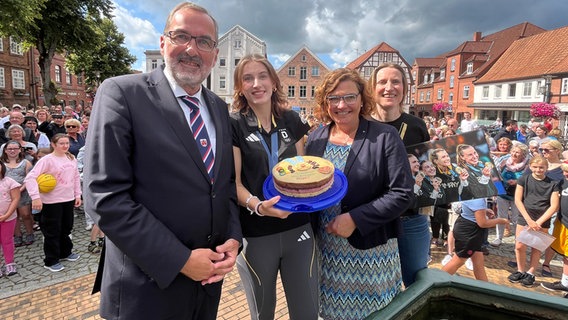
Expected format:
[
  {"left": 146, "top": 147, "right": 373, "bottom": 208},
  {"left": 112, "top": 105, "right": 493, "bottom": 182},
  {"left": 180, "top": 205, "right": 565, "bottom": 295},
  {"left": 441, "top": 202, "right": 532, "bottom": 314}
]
[
  {"left": 14, "top": 236, "right": 23, "bottom": 247},
  {"left": 5, "top": 263, "right": 17, "bottom": 276},
  {"left": 24, "top": 233, "right": 35, "bottom": 245},
  {"left": 465, "top": 258, "right": 474, "bottom": 270},
  {"left": 430, "top": 238, "right": 438, "bottom": 249},
  {"left": 490, "top": 238, "right": 502, "bottom": 247},
  {"left": 508, "top": 271, "right": 527, "bottom": 283},
  {"left": 441, "top": 254, "right": 453, "bottom": 266},
  {"left": 88, "top": 242, "right": 101, "bottom": 254},
  {"left": 521, "top": 273, "right": 536, "bottom": 287},
  {"left": 44, "top": 263, "right": 65, "bottom": 272},
  {"left": 98, "top": 237, "right": 104, "bottom": 247},
  {"left": 61, "top": 253, "right": 80, "bottom": 262},
  {"left": 541, "top": 281, "right": 568, "bottom": 292}
]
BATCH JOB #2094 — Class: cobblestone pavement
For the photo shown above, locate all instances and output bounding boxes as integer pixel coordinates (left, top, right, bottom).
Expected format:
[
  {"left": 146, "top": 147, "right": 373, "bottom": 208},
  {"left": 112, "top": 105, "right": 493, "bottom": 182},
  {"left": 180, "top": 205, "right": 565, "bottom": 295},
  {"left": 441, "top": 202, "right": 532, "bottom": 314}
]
[{"left": 0, "top": 209, "right": 565, "bottom": 319}]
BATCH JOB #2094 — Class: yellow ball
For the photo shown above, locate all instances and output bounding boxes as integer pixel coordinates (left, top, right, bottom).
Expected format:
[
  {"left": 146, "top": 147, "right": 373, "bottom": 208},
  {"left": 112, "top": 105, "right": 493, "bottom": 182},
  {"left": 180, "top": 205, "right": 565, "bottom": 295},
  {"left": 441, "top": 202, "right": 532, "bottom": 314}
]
[{"left": 37, "top": 174, "right": 57, "bottom": 193}]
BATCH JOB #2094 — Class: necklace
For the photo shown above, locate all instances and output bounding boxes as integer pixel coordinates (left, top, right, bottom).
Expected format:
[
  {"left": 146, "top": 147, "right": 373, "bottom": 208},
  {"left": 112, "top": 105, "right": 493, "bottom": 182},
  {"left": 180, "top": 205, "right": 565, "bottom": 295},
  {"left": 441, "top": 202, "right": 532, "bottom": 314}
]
[{"left": 332, "top": 126, "right": 356, "bottom": 145}]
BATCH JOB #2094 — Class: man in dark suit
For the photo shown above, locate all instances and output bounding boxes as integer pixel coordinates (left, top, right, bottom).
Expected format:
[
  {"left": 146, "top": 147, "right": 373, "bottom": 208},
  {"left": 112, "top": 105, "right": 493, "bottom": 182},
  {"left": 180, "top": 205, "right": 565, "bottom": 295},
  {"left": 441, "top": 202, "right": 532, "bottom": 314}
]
[{"left": 83, "top": 3, "right": 242, "bottom": 319}]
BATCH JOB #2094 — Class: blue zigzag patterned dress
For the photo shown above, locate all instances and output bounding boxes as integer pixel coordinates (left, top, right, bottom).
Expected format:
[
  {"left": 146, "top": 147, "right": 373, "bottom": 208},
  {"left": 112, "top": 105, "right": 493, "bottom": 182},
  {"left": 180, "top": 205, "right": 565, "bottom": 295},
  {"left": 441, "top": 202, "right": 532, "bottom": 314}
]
[{"left": 319, "top": 143, "right": 402, "bottom": 320}]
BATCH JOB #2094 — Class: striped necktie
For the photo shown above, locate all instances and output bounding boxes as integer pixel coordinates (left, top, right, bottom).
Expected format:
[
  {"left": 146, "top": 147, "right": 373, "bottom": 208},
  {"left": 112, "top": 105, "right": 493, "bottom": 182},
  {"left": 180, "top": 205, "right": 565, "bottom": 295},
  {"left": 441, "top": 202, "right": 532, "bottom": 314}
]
[{"left": 182, "top": 96, "right": 214, "bottom": 180}]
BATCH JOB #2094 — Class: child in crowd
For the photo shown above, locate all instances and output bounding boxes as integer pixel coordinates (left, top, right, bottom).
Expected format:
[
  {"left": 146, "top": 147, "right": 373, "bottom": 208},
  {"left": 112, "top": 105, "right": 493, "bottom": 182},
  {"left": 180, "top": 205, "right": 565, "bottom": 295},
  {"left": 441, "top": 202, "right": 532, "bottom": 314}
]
[
  {"left": 442, "top": 198, "right": 508, "bottom": 280},
  {"left": 509, "top": 156, "right": 560, "bottom": 287},
  {"left": 1, "top": 140, "right": 34, "bottom": 246},
  {"left": 24, "top": 134, "right": 82, "bottom": 272},
  {"left": 0, "top": 162, "right": 22, "bottom": 277},
  {"left": 540, "top": 163, "right": 568, "bottom": 295}
]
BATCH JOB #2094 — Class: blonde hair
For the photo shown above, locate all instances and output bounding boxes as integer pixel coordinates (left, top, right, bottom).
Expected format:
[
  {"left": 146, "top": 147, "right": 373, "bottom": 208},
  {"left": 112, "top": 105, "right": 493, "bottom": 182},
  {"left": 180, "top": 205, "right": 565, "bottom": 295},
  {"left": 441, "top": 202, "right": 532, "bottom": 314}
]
[
  {"left": 541, "top": 138, "right": 563, "bottom": 152},
  {"left": 529, "top": 155, "right": 548, "bottom": 167}
]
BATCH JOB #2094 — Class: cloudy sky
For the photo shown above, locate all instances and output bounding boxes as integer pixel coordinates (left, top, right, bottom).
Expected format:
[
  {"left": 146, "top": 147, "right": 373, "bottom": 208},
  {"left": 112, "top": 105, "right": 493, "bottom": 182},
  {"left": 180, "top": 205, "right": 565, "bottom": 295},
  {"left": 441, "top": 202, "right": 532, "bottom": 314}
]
[{"left": 111, "top": 0, "right": 568, "bottom": 71}]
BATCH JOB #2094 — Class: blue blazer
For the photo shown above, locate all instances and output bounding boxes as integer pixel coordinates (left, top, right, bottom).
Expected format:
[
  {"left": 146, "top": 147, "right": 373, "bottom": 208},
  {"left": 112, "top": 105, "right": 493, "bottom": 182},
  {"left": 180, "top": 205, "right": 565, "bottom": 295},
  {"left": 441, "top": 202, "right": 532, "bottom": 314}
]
[
  {"left": 306, "top": 117, "right": 413, "bottom": 249},
  {"left": 84, "top": 66, "right": 242, "bottom": 319}
]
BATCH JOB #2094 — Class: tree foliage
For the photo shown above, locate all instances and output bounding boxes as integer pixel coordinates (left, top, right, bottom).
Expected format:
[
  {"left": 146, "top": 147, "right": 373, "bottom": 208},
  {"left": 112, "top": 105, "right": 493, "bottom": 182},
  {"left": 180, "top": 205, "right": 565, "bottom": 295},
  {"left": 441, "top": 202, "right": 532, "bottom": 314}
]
[
  {"left": 67, "top": 18, "right": 137, "bottom": 88},
  {"left": 0, "top": 0, "right": 114, "bottom": 105}
]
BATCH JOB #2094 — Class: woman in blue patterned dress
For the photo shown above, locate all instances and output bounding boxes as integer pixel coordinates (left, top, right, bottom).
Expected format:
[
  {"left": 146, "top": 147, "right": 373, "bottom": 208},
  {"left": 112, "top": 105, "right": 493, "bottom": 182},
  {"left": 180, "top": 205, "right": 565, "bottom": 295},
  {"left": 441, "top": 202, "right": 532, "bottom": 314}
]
[{"left": 306, "top": 68, "right": 414, "bottom": 319}]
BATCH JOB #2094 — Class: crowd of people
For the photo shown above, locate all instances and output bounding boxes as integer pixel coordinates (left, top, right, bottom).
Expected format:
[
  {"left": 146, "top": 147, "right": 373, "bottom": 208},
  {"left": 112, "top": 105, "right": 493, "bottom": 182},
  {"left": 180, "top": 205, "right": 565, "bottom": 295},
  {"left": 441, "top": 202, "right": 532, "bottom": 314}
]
[
  {"left": 0, "top": 102, "right": 93, "bottom": 276},
  {"left": 410, "top": 107, "right": 568, "bottom": 296},
  {"left": 3, "top": 2, "right": 566, "bottom": 319}
]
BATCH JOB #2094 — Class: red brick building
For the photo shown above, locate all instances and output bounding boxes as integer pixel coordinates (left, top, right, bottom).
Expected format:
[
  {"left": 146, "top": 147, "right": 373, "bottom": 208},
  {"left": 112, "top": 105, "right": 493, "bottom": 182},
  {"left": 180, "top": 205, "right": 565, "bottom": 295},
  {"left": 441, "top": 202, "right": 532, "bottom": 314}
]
[
  {"left": 0, "top": 36, "right": 89, "bottom": 109},
  {"left": 277, "top": 46, "right": 330, "bottom": 116}
]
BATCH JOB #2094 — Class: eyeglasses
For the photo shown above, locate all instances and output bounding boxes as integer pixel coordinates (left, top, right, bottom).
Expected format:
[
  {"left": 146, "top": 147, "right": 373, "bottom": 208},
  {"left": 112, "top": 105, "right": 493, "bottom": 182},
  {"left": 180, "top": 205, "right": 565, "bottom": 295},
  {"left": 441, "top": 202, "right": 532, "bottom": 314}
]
[
  {"left": 539, "top": 148, "right": 553, "bottom": 153},
  {"left": 65, "top": 125, "right": 78, "bottom": 129},
  {"left": 52, "top": 116, "right": 63, "bottom": 119},
  {"left": 164, "top": 31, "right": 217, "bottom": 51},
  {"left": 327, "top": 93, "right": 360, "bottom": 106}
]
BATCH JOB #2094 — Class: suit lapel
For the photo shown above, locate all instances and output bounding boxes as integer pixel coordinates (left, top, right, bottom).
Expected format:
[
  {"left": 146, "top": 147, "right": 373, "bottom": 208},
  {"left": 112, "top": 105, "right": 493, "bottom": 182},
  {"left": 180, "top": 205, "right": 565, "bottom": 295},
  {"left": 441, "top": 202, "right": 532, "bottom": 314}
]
[{"left": 343, "top": 117, "right": 367, "bottom": 178}]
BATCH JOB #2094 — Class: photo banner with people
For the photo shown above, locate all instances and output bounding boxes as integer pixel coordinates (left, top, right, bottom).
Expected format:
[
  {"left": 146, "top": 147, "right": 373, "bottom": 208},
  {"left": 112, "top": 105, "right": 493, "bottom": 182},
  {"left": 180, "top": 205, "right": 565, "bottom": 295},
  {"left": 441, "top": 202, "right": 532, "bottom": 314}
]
[{"left": 407, "top": 130, "right": 505, "bottom": 208}]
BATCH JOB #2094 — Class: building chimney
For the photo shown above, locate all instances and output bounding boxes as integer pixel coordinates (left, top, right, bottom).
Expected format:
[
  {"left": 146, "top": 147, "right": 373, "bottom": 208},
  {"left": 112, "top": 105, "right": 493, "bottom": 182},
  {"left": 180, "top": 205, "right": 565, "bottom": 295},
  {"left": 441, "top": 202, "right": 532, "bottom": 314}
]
[{"left": 473, "top": 32, "right": 482, "bottom": 41}]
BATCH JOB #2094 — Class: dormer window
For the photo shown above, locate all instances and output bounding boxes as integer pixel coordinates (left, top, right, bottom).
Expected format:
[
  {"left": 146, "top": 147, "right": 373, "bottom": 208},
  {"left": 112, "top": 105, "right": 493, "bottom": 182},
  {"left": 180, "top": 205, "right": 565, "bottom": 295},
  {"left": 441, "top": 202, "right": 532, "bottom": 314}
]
[{"left": 466, "top": 62, "right": 473, "bottom": 74}]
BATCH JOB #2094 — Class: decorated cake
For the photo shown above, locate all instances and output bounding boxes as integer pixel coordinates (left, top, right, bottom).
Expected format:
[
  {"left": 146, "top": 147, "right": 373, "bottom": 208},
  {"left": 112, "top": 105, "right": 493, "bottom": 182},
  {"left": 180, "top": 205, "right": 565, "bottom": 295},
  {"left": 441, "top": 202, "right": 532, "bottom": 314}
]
[{"left": 272, "top": 156, "right": 335, "bottom": 198}]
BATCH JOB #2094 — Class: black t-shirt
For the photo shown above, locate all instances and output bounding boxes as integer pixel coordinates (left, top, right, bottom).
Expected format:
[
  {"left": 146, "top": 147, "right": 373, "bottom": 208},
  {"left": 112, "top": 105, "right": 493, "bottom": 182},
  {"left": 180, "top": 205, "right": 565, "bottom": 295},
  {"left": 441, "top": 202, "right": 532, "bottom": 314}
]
[
  {"left": 231, "top": 108, "right": 311, "bottom": 237},
  {"left": 380, "top": 113, "right": 429, "bottom": 215}
]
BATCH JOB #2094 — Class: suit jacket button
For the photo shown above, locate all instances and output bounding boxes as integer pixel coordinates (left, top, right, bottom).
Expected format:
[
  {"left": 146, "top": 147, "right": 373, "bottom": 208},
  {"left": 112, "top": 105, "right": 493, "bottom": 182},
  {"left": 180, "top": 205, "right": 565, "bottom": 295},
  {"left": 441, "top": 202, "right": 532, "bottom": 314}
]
[{"left": 211, "top": 192, "right": 216, "bottom": 198}]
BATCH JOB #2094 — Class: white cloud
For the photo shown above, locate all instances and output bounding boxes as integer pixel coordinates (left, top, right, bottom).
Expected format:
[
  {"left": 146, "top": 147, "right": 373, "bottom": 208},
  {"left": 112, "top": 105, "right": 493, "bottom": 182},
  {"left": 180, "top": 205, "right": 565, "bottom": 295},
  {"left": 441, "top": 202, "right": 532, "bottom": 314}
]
[{"left": 112, "top": 3, "right": 162, "bottom": 71}]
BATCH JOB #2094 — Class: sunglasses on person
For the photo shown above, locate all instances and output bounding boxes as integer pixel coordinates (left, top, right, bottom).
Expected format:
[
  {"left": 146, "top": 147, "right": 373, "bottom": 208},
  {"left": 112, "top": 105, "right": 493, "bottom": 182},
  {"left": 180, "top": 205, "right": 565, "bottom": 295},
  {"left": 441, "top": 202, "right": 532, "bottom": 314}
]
[
  {"left": 65, "top": 125, "right": 78, "bottom": 129},
  {"left": 539, "top": 148, "right": 553, "bottom": 153}
]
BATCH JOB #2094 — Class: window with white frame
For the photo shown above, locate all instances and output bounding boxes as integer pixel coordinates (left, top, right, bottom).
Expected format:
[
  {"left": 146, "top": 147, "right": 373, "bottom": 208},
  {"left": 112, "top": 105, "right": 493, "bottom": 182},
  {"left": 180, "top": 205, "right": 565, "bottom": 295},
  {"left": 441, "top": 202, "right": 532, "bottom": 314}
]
[
  {"left": 466, "top": 62, "right": 473, "bottom": 74},
  {"left": 300, "top": 85, "right": 306, "bottom": 98},
  {"left": 77, "top": 74, "right": 83, "bottom": 85},
  {"left": 423, "top": 73, "right": 428, "bottom": 84},
  {"left": 449, "top": 75, "right": 455, "bottom": 88},
  {"left": 219, "top": 76, "right": 226, "bottom": 89},
  {"left": 9, "top": 37, "right": 23, "bottom": 55},
  {"left": 288, "top": 66, "right": 295, "bottom": 76},
  {"left": 437, "top": 88, "right": 443, "bottom": 100},
  {"left": 300, "top": 67, "right": 307, "bottom": 80},
  {"left": 288, "top": 86, "right": 295, "bottom": 98},
  {"left": 311, "top": 86, "right": 315, "bottom": 98},
  {"left": 482, "top": 86, "right": 489, "bottom": 98},
  {"left": 450, "top": 58, "right": 456, "bottom": 72},
  {"left": 301, "top": 55, "right": 306, "bottom": 62},
  {"left": 55, "top": 65, "right": 61, "bottom": 82},
  {"left": 419, "top": 92, "right": 424, "bottom": 102},
  {"left": 440, "top": 68, "right": 445, "bottom": 80},
  {"left": 0, "top": 38, "right": 3, "bottom": 52},
  {"left": 234, "top": 40, "right": 241, "bottom": 49},
  {"left": 449, "top": 92, "right": 454, "bottom": 105},
  {"left": 430, "top": 74, "right": 434, "bottom": 83},
  {"left": 234, "top": 59, "right": 240, "bottom": 66},
  {"left": 508, "top": 83, "right": 516, "bottom": 97},
  {"left": 495, "top": 85, "right": 502, "bottom": 98},
  {"left": 561, "top": 78, "right": 568, "bottom": 94},
  {"left": 12, "top": 69, "right": 25, "bottom": 89},
  {"left": 219, "top": 58, "right": 226, "bottom": 67},
  {"left": 0, "top": 67, "right": 4, "bottom": 88},
  {"left": 311, "top": 66, "right": 319, "bottom": 76},
  {"left": 463, "top": 85, "right": 470, "bottom": 98},
  {"left": 523, "top": 82, "right": 532, "bottom": 96},
  {"left": 66, "top": 70, "right": 72, "bottom": 85}
]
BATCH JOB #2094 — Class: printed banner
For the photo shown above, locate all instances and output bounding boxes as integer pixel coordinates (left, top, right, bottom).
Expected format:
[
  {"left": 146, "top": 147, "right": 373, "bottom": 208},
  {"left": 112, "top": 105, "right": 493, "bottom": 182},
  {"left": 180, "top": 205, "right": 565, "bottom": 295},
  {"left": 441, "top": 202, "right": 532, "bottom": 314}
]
[{"left": 407, "top": 130, "right": 505, "bottom": 208}]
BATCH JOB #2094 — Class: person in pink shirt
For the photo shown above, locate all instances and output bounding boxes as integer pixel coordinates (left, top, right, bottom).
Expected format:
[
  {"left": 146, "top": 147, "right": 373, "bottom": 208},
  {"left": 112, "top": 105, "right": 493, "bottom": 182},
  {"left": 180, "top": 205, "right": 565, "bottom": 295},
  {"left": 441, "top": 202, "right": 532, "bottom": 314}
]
[
  {"left": 25, "top": 133, "right": 82, "bottom": 272},
  {"left": 0, "top": 161, "right": 21, "bottom": 277}
]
